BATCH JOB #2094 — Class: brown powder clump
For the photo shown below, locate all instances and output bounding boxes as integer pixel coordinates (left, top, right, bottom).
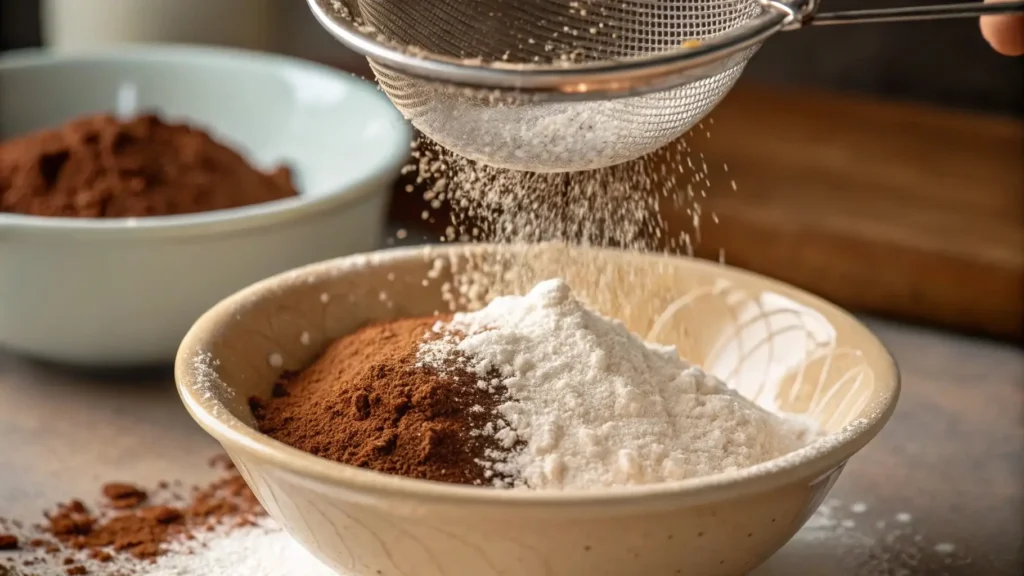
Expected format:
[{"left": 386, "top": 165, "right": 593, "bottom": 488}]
[
  {"left": 101, "top": 483, "right": 148, "bottom": 510},
  {"left": 251, "top": 315, "right": 510, "bottom": 486},
  {"left": 0, "top": 534, "right": 18, "bottom": 550},
  {"left": 0, "top": 113, "right": 297, "bottom": 218}
]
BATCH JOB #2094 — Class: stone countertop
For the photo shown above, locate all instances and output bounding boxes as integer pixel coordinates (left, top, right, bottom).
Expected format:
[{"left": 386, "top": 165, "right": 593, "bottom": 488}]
[{"left": 1, "top": 317, "right": 1021, "bottom": 575}]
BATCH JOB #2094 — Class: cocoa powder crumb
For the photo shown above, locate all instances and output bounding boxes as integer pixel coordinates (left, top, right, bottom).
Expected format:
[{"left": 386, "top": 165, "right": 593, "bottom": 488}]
[
  {"left": 251, "top": 315, "right": 515, "bottom": 485},
  {"left": 0, "top": 113, "right": 298, "bottom": 218},
  {"left": 102, "top": 483, "right": 148, "bottom": 510},
  {"left": 207, "top": 454, "right": 234, "bottom": 471},
  {"left": 0, "top": 535, "right": 17, "bottom": 550},
  {"left": 65, "top": 565, "right": 87, "bottom": 575},
  {"left": 46, "top": 502, "right": 94, "bottom": 537},
  {"left": 87, "top": 549, "right": 113, "bottom": 563},
  {"left": 142, "top": 507, "right": 183, "bottom": 525}
]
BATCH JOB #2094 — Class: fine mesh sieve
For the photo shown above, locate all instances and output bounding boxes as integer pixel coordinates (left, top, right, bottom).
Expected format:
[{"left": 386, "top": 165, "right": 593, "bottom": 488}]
[{"left": 309, "top": 0, "right": 1024, "bottom": 173}]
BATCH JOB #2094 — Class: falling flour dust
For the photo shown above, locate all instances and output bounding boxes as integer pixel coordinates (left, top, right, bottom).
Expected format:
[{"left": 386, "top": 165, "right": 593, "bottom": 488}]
[{"left": 403, "top": 130, "right": 729, "bottom": 257}]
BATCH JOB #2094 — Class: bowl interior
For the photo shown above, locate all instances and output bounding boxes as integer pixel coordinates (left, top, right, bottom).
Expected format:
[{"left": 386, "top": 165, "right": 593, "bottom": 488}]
[
  {"left": 0, "top": 46, "right": 410, "bottom": 205},
  {"left": 178, "top": 244, "right": 898, "bottom": 489}
]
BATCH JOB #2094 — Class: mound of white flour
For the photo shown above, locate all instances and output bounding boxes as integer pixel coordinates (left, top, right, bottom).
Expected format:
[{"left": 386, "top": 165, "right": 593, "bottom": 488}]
[{"left": 419, "top": 279, "right": 814, "bottom": 490}]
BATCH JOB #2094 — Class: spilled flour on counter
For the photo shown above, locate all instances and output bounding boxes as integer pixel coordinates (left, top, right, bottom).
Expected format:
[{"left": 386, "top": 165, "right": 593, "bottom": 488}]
[
  {"left": 3, "top": 499, "right": 973, "bottom": 576},
  {"left": 757, "top": 497, "right": 975, "bottom": 576},
  {"left": 419, "top": 278, "right": 817, "bottom": 490},
  {"left": 143, "top": 521, "right": 335, "bottom": 576}
]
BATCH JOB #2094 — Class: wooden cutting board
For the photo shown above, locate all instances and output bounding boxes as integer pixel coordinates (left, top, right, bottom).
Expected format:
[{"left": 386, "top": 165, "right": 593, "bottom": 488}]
[{"left": 388, "top": 82, "right": 1024, "bottom": 340}]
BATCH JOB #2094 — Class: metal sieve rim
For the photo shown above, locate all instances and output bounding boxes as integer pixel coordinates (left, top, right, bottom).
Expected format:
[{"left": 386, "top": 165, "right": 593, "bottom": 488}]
[{"left": 307, "top": 0, "right": 801, "bottom": 97}]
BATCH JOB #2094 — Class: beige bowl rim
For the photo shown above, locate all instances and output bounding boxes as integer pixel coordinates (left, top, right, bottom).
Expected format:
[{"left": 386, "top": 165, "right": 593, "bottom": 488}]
[{"left": 175, "top": 244, "right": 900, "bottom": 509}]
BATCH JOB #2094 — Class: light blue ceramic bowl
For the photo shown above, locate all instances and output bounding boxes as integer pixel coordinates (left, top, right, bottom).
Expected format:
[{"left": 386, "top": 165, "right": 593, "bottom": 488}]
[{"left": 0, "top": 45, "right": 411, "bottom": 366}]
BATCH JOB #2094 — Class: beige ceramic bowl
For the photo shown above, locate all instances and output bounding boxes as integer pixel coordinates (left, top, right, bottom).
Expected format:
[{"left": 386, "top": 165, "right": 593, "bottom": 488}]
[{"left": 176, "top": 244, "right": 899, "bottom": 576}]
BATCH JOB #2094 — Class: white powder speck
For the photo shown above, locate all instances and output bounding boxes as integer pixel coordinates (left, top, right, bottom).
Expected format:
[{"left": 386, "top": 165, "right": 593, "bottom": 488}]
[
  {"left": 299, "top": 332, "right": 311, "bottom": 346},
  {"left": 426, "top": 257, "right": 445, "bottom": 280},
  {"left": 933, "top": 542, "right": 956, "bottom": 554},
  {"left": 895, "top": 512, "right": 913, "bottom": 523},
  {"left": 320, "top": 293, "right": 330, "bottom": 303},
  {"left": 850, "top": 501, "right": 868, "bottom": 514},
  {"left": 419, "top": 279, "right": 815, "bottom": 489},
  {"left": 268, "top": 353, "right": 283, "bottom": 368}
]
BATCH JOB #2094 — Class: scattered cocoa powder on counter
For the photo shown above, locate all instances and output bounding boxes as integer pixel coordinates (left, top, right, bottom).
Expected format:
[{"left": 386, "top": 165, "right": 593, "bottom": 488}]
[
  {"left": 0, "top": 456, "right": 267, "bottom": 574},
  {"left": 44, "top": 460, "right": 263, "bottom": 562},
  {"left": 250, "top": 315, "right": 515, "bottom": 486},
  {"left": 46, "top": 498, "right": 181, "bottom": 560},
  {"left": 0, "top": 113, "right": 297, "bottom": 218}
]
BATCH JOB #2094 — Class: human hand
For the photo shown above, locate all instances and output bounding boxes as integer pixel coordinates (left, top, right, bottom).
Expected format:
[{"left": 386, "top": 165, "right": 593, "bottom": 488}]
[{"left": 981, "top": 0, "right": 1024, "bottom": 55}]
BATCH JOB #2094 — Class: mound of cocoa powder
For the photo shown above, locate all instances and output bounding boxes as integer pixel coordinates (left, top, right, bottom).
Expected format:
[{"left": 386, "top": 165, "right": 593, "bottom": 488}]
[
  {"left": 0, "top": 113, "right": 297, "bottom": 218},
  {"left": 250, "top": 316, "right": 512, "bottom": 486}
]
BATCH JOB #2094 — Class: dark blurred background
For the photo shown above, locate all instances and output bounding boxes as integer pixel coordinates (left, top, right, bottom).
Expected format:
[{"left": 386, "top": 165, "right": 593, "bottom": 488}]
[{"left": 2, "top": 0, "right": 1022, "bottom": 115}]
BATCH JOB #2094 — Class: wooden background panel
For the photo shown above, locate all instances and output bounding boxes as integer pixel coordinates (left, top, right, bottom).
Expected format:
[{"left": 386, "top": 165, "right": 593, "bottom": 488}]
[{"left": 681, "top": 84, "right": 1023, "bottom": 339}]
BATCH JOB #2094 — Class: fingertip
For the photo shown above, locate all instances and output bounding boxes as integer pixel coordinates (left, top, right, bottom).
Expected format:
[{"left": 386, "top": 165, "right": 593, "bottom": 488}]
[{"left": 980, "top": 14, "right": 1024, "bottom": 56}]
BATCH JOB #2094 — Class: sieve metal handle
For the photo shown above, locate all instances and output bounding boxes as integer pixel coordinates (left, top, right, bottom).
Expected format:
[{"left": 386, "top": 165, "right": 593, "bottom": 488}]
[{"left": 764, "top": 0, "right": 1024, "bottom": 28}]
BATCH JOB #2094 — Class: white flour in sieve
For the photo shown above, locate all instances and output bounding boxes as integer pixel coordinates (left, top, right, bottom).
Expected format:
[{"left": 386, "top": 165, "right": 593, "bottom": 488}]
[{"left": 419, "top": 278, "right": 816, "bottom": 489}]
